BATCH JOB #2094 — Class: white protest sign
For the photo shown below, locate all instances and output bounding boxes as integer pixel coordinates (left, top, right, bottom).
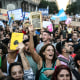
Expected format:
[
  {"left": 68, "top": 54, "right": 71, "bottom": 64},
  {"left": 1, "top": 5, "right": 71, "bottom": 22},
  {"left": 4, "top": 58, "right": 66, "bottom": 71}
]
[
  {"left": 7, "top": 9, "right": 23, "bottom": 21},
  {"left": 0, "top": 21, "right": 4, "bottom": 28},
  {"left": 25, "top": 12, "right": 30, "bottom": 19},
  {"left": 43, "top": 21, "right": 53, "bottom": 32},
  {"left": 54, "top": 18, "right": 60, "bottom": 24}
]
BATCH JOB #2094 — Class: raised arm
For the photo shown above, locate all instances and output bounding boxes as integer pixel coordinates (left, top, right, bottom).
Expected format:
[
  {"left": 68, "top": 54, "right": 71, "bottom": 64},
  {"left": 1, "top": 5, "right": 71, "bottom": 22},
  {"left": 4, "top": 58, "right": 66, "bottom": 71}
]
[
  {"left": 18, "top": 43, "right": 30, "bottom": 70},
  {"left": 29, "top": 25, "right": 42, "bottom": 69}
]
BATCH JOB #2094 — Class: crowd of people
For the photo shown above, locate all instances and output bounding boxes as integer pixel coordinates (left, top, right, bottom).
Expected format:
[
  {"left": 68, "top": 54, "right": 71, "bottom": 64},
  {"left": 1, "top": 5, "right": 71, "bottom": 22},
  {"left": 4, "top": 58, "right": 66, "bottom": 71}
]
[{"left": 0, "top": 15, "right": 80, "bottom": 80}]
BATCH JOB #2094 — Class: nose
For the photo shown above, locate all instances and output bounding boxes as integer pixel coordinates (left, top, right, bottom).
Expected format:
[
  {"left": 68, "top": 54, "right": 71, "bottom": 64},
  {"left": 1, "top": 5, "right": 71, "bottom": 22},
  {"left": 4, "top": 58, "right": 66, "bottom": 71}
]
[
  {"left": 63, "top": 76, "right": 67, "bottom": 80},
  {"left": 16, "top": 73, "right": 20, "bottom": 78}
]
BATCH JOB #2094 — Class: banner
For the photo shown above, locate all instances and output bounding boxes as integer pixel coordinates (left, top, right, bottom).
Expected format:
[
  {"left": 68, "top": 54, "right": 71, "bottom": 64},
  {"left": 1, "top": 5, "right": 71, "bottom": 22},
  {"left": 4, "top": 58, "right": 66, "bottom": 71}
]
[
  {"left": 39, "top": 8, "right": 49, "bottom": 16},
  {"left": 10, "top": 33, "right": 23, "bottom": 50},
  {"left": 30, "top": 12, "right": 42, "bottom": 29},
  {"left": 71, "top": 21, "right": 80, "bottom": 26},
  {"left": 0, "top": 9, "right": 8, "bottom": 20},
  {"left": 7, "top": 9, "right": 23, "bottom": 21}
]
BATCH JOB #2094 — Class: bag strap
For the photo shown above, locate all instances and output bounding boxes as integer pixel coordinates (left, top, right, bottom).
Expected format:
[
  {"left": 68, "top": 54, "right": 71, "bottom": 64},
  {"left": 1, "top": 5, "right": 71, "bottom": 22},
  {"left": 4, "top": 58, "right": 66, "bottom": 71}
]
[{"left": 58, "top": 57, "right": 69, "bottom": 64}]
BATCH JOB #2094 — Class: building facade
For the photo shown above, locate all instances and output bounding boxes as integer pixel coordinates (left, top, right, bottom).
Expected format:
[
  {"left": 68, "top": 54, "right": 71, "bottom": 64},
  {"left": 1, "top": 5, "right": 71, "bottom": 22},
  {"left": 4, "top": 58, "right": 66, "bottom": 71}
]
[
  {"left": 0, "top": 0, "right": 40, "bottom": 11},
  {"left": 46, "top": 0, "right": 56, "bottom": 2}
]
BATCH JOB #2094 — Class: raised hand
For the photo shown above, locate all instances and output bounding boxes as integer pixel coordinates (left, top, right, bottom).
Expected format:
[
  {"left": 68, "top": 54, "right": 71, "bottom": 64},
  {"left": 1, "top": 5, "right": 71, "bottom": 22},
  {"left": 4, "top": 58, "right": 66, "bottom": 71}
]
[
  {"left": 16, "top": 42, "right": 25, "bottom": 53},
  {"left": 28, "top": 25, "right": 34, "bottom": 34}
]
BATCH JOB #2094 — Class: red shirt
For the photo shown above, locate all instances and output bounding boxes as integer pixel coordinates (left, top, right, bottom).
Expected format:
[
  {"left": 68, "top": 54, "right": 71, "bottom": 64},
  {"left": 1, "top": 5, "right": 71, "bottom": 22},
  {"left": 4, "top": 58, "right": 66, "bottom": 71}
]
[{"left": 22, "top": 30, "right": 26, "bottom": 34}]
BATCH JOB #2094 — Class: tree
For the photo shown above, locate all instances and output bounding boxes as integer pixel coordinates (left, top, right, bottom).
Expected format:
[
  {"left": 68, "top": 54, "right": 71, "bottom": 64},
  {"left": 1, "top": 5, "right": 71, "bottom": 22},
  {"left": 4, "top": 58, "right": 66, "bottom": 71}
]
[
  {"left": 38, "top": 0, "right": 58, "bottom": 14},
  {"left": 66, "top": 1, "right": 79, "bottom": 15}
]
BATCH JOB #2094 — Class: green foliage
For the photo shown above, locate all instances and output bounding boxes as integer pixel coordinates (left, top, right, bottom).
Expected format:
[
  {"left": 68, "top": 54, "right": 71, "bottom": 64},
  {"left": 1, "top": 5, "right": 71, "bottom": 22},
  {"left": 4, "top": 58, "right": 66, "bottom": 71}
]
[
  {"left": 66, "top": 2, "right": 79, "bottom": 15},
  {"left": 38, "top": 0, "right": 58, "bottom": 14}
]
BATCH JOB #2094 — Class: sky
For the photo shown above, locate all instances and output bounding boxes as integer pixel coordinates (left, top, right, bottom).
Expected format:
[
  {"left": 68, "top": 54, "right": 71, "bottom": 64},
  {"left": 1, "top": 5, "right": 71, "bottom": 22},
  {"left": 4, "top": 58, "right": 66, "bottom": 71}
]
[{"left": 56, "top": 0, "right": 69, "bottom": 10}]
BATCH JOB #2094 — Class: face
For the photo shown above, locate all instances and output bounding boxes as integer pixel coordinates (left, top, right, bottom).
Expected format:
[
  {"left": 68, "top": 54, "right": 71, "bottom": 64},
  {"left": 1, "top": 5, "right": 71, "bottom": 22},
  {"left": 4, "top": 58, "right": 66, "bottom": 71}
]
[
  {"left": 57, "top": 69, "right": 70, "bottom": 80},
  {"left": 63, "top": 42, "right": 74, "bottom": 53},
  {"left": 43, "top": 45, "right": 54, "bottom": 60},
  {"left": 72, "top": 33, "right": 78, "bottom": 42},
  {"left": 23, "top": 35, "right": 29, "bottom": 40},
  {"left": 77, "top": 60, "right": 80, "bottom": 67},
  {"left": 24, "top": 42, "right": 30, "bottom": 53},
  {"left": 42, "top": 32, "right": 50, "bottom": 42},
  {"left": 11, "top": 65, "right": 23, "bottom": 80},
  {"left": 6, "top": 34, "right": 10, "bottom": 39},
  {"left": 26, "top": 28, "right": 29, "bottom": 34}
]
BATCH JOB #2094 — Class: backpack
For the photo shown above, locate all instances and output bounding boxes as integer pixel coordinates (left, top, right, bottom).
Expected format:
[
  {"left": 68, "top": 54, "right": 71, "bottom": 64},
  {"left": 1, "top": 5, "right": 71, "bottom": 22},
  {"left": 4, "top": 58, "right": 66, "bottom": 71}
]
[{"left": 58, "top": 56, "right": 75, "bottom": 70}]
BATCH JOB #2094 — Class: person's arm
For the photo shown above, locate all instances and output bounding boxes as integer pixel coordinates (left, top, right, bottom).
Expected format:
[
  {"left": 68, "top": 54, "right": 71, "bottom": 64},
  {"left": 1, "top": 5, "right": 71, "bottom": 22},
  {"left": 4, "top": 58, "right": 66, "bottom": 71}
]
[
  {"left": 43, "top": 59, "right": 61, "bottom": 77},
  {"left": 18, "top": 43, "right": 35, "bottom": 80},
  {"left": 18, "top": 43, "right": 30, "bottom": 70},
  {"left": 29, "top": 25, "right": 42, "bottom": 69}
]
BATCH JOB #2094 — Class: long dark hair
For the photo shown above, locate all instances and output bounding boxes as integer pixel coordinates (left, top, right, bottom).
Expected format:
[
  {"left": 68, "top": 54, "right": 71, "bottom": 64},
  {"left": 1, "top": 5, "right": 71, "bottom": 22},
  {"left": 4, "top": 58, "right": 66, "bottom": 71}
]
[
  {"left": 9, "top": 62, "right": 23, "bottom": 76},
  {"left": 51, "top": 65, "right": 72, "bottom": 80},
  {"left": 39, "top": 43, "right": 57, "bottom": 66}
]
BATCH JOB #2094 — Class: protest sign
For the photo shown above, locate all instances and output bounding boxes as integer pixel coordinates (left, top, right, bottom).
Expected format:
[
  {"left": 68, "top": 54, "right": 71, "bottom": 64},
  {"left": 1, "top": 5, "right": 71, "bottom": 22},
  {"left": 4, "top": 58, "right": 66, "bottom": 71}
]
[
  {"left": 39, "top": 8, "right": 49, "bottom": 16},
  {"left": 65, "top": 18, "right": 72, "bottom": 24},
  {"left": 0, "top": 9, "right": 8, "bottom": 20},
  {"left": 0, "top": 21, "right": 4, "bottom": 28},
  {"left": 7, "top": 9, "right": 23, "bottom": 21},
  {"left": 67, "top": 28, "right": 72, "bottom": 34},
  {"left": 30, "top": 12, "right": 42, "bottom": 29},
  {"left": 10, "top": 33, "right": 23, "bottom": 50},
  {"left": 71, "top": 21, "right": 80, "bottom": 26},
  {"left": 24, "top": 12, "right": 30, "bottom": 19},
  {"left": 54, "top": 18, "right": 60, "bottom": 24},
  {"left": 43, "top": 21, "right": 53, "bottom": 32}
]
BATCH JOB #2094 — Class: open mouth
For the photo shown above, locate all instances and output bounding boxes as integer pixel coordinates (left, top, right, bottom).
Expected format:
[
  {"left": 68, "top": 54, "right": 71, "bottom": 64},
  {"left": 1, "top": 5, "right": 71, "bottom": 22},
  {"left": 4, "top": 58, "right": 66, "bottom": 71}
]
[{"left": 49, "top": 55, "right": 53, "bottom": 57}]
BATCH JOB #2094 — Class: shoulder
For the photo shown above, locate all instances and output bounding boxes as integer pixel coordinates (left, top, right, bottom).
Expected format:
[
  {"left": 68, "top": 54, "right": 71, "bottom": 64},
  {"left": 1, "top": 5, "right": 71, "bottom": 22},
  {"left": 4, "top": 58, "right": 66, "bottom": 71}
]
[{"left": 56, "top": 59, "right": 61, "bottom": 67}]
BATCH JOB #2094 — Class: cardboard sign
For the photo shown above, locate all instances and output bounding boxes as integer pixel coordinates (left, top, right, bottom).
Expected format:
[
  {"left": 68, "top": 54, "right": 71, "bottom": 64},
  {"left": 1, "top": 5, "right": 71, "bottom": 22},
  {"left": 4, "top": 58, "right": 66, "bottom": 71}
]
[
  {"left": 0, "top": 9, "right": 8, "bottom": 20},
  {"left": 7, "top": 9, "right": 23, "bottom": 21},
  {"left": 10, "top": 33, "right": 23, "bottom": 50},
  {"left": 30, "top": 12, "right": 42, "bottom": 29},
  {"left": 67, "top": 28, "right": 72, "bottom": 34},
  {"left": 54, "top": 18, "right": 60, "bottom": 24},
  {"left": 71, "top": 21, "right": 80, "bottom": 26}
]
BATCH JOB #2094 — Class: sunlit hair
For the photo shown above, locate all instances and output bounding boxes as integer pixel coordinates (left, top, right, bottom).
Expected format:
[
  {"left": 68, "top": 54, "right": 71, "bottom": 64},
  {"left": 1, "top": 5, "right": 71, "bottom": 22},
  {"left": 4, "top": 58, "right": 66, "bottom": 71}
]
[
  {"left": 51, "top": 65, "right": 72, "bottom": 80},
  {"left": 39, "top": 43, "right": 57, "bottom": 65}
]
